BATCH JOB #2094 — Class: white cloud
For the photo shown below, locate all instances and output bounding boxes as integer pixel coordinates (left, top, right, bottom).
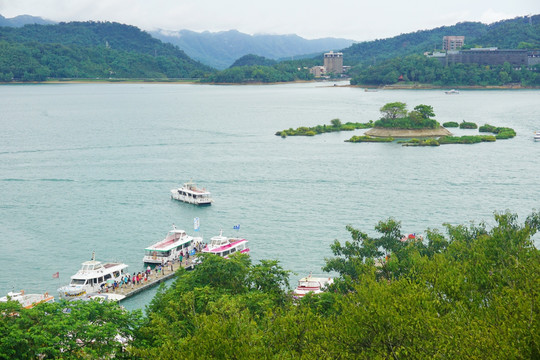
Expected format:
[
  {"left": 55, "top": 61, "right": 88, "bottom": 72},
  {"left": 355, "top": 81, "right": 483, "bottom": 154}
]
[{"left": 0, "top": 0, "right": 539, "bottom": 40}]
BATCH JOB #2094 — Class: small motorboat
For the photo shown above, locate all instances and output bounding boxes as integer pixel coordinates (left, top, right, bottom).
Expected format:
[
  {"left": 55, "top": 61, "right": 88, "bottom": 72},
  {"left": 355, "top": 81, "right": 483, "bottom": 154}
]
[
  {"left": 445, "top": 89, "right": 459, "bottom": 94},
  {"left": 534, "top": 131, "right": 540, "bottom": 141},
  {"left": 293, "top": 274, "right": 333, "bottom": 298},
  {"left": 0, "top": 290, "right": 54, "bottom": 309}
]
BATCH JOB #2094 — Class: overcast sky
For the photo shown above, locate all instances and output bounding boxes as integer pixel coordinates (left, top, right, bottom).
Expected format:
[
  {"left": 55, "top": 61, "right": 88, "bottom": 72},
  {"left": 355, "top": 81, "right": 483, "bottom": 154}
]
[{"left": 1, "top": 0, "right": 539, "bottom": 41}]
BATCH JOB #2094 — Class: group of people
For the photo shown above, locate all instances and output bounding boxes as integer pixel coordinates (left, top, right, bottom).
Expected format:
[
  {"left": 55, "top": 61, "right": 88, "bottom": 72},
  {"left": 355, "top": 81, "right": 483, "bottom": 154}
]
[{"left": 99, "top": 243, "right": 206, "bottom": 294}]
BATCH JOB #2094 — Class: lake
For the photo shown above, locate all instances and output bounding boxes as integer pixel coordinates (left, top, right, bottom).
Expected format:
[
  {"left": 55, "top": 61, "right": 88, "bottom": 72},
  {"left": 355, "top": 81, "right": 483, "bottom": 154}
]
[{"left": 0, "top": 81, "right": 539, "bottom": 310}]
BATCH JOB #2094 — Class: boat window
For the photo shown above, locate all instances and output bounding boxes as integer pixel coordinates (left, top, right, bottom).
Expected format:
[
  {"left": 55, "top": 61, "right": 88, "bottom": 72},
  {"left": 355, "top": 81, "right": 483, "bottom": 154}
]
[
  {"left": 98, "top": 277, "right": 103, "bottom": 283},
  {"left": 113, "top": 271, "right": 120, "bottom": 278},
  {"left": 222, "top": 250, "right": 230, "bottom": 256},
  {"left": 71, "top": 279, "right": 86, "bottom": 285},
  {"left": 104, "top": 274, "right": 111, "bottom": 280},
  {"left": 230, "top": 248, "right": 236, "bottom": 253}
]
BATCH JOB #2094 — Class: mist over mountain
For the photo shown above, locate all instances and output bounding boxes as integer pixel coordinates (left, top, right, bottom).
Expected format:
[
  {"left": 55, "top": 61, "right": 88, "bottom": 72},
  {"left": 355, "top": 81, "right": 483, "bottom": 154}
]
[
  {"left": 0, "top": 14, "right": 56, "bottom": 27},
  {"left": 151, "top": 29, "right": 355, "bottom": 69}
]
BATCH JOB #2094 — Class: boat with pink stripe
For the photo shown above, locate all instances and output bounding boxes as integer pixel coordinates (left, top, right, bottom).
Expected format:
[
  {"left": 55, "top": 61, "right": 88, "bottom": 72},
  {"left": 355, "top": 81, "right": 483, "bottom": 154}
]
[{"left": 201, "top": 230, "right": 249, "bottom": 258}]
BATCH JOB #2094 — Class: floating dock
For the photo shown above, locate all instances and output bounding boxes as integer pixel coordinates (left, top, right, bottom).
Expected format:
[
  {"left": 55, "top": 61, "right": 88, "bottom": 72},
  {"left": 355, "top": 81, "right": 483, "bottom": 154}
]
[{"left": 107, "top": 259, "right": 196, "bottom": 300}]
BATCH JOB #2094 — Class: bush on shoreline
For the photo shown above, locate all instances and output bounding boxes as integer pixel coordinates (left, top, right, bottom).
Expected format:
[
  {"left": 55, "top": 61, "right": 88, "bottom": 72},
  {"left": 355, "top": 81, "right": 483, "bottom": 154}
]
[
  {"left": 459, "top": 121, "right": 478, "bottom": 129},
  {"left": 443, "top": 121, "right": 459, "bottom": 128},
  {"left": 479, "top": 123, "right": 516, "bottom": 139},
  {"left": 346, "top": 135, "right": 394, "bottom": 143},
  {"left": 277, "top": 119, "right": 373, "bottom": 137}
]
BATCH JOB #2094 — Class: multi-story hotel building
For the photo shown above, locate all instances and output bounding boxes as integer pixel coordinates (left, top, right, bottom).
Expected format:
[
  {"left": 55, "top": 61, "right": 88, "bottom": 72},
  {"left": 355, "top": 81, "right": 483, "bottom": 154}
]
[
  {"left": 443, "top": 36, "right": 465, "bottom": 51},
  {"left": 324, "top": 51, "right": 343, "bottom": 74}
]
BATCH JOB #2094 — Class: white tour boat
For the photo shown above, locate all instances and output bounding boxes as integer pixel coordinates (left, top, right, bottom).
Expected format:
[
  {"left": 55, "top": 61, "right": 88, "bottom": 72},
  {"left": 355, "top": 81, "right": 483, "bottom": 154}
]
[
  {"left": 534, "top": 131, "right": 540, "bottom": 141},
  {"left": 445, "top": 89, "right": 460, "bottom": 94},
  {"left": 293, "top": 274, "right": 334, "bottom": 298},
  {"left": 143, "top": 225, "right": 202, "bottom": 267},
  {"left": 57, "top": 253, "right": 129, "bottom": 300},
  {"left": 200, "top": 230, "right": 249, "bottom": 258},
  {"left": 0, "top": 290, "right": 54, "bottom": 309},
  {"left": 171, "top": 181, "right": 213, "bottom": 206}
]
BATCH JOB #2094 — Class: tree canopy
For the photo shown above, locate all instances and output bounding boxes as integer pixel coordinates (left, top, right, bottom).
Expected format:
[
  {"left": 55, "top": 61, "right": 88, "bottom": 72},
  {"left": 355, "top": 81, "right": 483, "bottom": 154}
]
[
  {"left": 2, "top": 211, "right": 539, "bottom": 358},
  {"left": 374, "top": 102, "right": 440, "bottom": 129}
]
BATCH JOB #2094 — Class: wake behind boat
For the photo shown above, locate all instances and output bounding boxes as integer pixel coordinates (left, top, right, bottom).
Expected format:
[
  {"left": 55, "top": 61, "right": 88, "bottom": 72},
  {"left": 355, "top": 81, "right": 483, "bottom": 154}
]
[
  {"left": 171, "top": 181, "right": 213, "bottom": 206},
  {"left": 201, "top": 230, "right": 249, "bottom": 258},
  {"left": 57, "top": 253, "right": 129, "bottom": 300},
  {"left": 143, "top": 225, "right": 202, "bottom": 267}
]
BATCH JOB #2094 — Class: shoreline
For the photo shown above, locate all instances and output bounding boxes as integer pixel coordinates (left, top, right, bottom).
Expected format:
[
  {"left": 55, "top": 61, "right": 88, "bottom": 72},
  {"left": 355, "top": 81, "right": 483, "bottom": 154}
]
[
  {"left": 353, "top": 83, "right": 539, "bottom": 90},
  {"left": 364, "top": 127, "right": 453, "bottom": 138},
  {"left": 1, "top": 79, "right": 539, "bottom": 89}
]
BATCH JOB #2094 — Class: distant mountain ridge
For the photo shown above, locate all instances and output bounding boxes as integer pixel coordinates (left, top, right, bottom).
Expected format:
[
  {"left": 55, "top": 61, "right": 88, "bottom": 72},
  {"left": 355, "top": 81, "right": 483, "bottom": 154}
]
[
  {"left": 0, "top": 14, "right": 56, "bottom": 27},
  {"left": 151, "top": 29, "right": 355, "bottom": 69}
]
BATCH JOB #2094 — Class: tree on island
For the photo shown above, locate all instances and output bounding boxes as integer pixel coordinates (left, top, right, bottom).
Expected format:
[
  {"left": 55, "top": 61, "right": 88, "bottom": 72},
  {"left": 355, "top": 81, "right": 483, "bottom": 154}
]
[
  {"left": 413, "top": 104, "right": 435, "bottom": 119},
  {"left": 379, "top": 102, "right": 407, "bottom": 119},
  {"left": 330, "top": 118, "right": 342, "bottom": 128},
  {"left": 374, "top": 102, "right": 439, "bottom": 129}
]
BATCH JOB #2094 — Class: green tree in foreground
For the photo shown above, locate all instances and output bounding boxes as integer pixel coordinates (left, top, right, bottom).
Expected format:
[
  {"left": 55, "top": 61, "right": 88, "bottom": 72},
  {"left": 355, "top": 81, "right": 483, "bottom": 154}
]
[
  {"left": 0, "top": 300, "right": 143, "bottom": 359},
  {"left": 3, "top": 211, "right": 539, "bottom": 358}
]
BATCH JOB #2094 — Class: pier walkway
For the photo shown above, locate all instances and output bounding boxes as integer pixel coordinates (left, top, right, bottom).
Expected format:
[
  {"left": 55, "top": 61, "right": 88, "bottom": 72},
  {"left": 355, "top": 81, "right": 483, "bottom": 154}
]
[{"left": 105, "top": 259, "right": 196, "bottom": 301}]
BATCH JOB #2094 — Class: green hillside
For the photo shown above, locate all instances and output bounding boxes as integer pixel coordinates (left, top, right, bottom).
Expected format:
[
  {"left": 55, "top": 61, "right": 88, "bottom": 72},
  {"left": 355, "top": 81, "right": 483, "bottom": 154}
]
[
  {"left": 0, "top": 21, "right": 215, "bottom": 81},
  {"left": 344, "top": 15, "right": 540, "bottom": 87},
  {"left": 342, "top": 22, "right": 487, "bottom": 65},
  {"left": 342, "top": 15, "right": 540, "bottom": 66}
]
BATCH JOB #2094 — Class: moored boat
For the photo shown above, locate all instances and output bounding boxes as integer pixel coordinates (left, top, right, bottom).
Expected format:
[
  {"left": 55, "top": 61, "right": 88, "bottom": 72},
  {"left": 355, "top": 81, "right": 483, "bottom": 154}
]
[
  {"left": 171, "top": 181, "right": 212, "bottom": 206},
  {"left": 143, "top": 225, "right": 202, "bottom": 267},
  {"left": 445, "top": 89, "right": 459, "bottom": 94},
  {"left": 293, "top": 274, "right": 333, "bottom": 298},
  {"left": 0, "top": 290, "right": 54, "bottom": 309},
  {"left": 534, "top": 131, "right": 540, "bottom": 141},
  {"left": 57, "top": 253, "right": 129, "bottom": 300},
  {"left": 200, "top": 230, "right": 249, "bottom": 258}
]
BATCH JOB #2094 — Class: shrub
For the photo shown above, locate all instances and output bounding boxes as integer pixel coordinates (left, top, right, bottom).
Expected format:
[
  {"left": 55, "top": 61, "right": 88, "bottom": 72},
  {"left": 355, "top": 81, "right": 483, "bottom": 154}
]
[
  {"left": 439, "top": 135, "right": 491, "bottom": 144},
  {"left": 459, "top": 121, "right": 478, "bottom": 129},
  {"left": 443, "top": 121, "right": 459, "bottom": 128},
  {"left": 346, "top": 136, "right": 394, "bottom": 143},
  {"left": 479, "top": 124, "right": 497, "bottom": 133}
]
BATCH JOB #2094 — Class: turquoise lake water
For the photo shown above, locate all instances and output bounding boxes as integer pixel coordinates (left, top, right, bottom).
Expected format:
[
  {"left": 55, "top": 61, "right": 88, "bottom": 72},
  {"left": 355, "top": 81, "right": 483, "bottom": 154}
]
[{"left": 1, "top": 82, "right": 539, "bottom": 310}]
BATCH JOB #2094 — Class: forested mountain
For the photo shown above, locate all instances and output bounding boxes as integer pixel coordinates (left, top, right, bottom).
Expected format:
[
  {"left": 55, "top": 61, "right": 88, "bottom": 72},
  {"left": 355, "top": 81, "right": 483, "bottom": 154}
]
[
  {"left": 0, "top": 21, "right": 214, "bottom": 81},
  {"left": 0, "top": 14, "right": 55, "bottom": 27},
  {"left": 151, "top": 29, "right": 355, "bottom": 69},
  {"left": 341, "top": 15, "right": 540, "bottom": 66},
  {"left": 229, "top": 54, "right": 277, "bottom": 68},
  {"left": 346, "top": 15, "right": 540, "bottom": 87}
]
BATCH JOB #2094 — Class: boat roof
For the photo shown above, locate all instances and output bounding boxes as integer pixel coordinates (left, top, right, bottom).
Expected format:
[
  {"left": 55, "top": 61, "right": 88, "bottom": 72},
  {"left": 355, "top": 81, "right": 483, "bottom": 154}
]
[
  {"left": 177, "top": 181, "right": 211, "bottom": 195},
  {"left": 145, "top": 229, "right": 195, "bottom": 252},
  {"left": 298, "top": 275, "right": 333, "bottom": 284},
  {"left": 204, "top": 238, "right": 247, "bottom": 253},
  {"left": 72, "top": 261, "right": 128, "bottom": 279}
]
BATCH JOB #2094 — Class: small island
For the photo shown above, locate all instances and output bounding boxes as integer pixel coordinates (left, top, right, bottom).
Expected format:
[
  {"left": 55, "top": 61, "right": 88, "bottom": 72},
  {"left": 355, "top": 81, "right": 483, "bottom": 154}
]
[
  {"left": 276, "top": 118, "right": 373, "bottom": 137},
  {"left": 362, "top": 102, "right": 453, "bottom": 138}
]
